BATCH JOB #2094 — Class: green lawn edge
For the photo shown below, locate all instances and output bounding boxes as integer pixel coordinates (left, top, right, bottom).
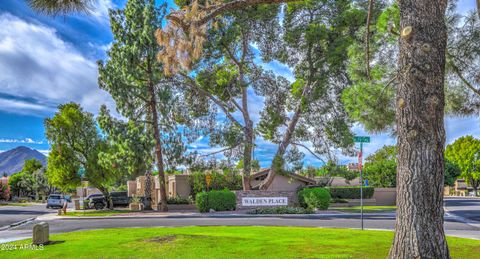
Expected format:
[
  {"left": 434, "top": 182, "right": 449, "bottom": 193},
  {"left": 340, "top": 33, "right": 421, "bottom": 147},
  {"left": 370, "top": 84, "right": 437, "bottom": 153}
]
[{"left": 2, "top": 226, "right": 478, "bottom": 259}]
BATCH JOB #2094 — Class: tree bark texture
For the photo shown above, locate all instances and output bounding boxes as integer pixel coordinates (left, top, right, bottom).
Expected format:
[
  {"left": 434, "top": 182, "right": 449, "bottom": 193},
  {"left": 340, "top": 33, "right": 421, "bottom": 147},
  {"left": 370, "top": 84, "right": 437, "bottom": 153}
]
[
  {"left": 148, "top": 84, "right": 168, "bottom": 212},
  {"left": 388, "top": 0, "right": 449, "bottom": 258}
]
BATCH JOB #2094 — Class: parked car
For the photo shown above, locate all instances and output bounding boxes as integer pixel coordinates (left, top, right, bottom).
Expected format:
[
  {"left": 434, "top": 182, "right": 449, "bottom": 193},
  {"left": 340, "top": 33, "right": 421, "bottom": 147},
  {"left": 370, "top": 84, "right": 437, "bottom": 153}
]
[
  {"left": 88, "top": 191, "right": 134, "bottom": 210},
  {"left": 85, "top": 194, "right": 106, "bottom": 210},
  {"left": 111, "top": 191, "right": 129, "bottom": 206},
  {"left": 46, "top": 194, "right": 66, "bottom": 209}
]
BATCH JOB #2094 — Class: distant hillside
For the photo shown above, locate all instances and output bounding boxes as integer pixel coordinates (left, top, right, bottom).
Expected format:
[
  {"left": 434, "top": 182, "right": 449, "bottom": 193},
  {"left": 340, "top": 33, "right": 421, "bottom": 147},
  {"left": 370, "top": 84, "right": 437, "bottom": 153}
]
[{"left": 0, "top": 146, "right": 46, "bottom": 176}]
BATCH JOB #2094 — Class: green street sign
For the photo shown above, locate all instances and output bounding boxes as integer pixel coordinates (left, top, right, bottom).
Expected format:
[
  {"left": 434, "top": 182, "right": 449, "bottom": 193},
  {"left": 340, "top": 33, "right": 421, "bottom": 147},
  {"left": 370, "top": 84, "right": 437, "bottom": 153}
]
[{"left": 354, "top": 136, "right": 370, "bottom": 143}]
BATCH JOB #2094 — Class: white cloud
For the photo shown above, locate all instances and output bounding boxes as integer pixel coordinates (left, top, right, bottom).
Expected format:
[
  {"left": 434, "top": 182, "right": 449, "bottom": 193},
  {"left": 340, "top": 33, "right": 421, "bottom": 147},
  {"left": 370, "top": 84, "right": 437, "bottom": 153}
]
[
  {"left": 37, "top": 149, "right": 50, "bottom": 156},
  {"left": 89, "top": 0, "right": 115, "bottom": 23},
  {"left": 0, "top": 13, "right": 116, "bottom": 116},
  {"left": 0, "top": 138, "right": 44, "bottom": 144}
]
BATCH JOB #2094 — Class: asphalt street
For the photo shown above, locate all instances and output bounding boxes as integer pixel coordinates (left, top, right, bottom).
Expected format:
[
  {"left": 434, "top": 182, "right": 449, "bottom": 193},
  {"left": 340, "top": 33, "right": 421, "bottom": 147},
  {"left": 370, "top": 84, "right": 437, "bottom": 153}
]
[
  {"left": 0, "top": 198, "right": 478, "bottom": 243},
  {"left": 444, "top": 197, "right": 480, "bottom": 222},
  {"left": 0, "top": 203, "right": 61, "bottom": 227}
]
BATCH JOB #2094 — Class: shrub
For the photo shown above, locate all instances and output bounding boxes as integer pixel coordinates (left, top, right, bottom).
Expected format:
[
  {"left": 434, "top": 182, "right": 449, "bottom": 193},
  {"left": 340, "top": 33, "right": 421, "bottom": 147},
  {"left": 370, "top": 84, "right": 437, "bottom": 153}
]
[
  {"left": 189, "top": 171, "right": 242, "bottom": 198},
  {"left": 247, "top": 207, "right": 313, "bottom": 214},
  {"left": 196, "top": 189, "right": 236, "bottom": 213},
  {"left": 298, "top": 188, "right": 331, "bottom": 210},
  {"left": 0, "top": 182, "right": 10, "bottom": 201},
  {"left": 327, "top": 187, "right": 374, "bottom": 199},
  {"left": 167, "top": 196, "right": 192, "bottom": 204}
]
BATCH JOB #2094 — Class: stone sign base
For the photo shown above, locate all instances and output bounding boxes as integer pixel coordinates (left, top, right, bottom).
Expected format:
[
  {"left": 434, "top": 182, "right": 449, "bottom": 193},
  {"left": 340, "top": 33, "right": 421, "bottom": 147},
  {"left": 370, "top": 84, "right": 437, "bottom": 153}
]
[{"left": 234, "top": 191, "right": 298, "bottom": 209}]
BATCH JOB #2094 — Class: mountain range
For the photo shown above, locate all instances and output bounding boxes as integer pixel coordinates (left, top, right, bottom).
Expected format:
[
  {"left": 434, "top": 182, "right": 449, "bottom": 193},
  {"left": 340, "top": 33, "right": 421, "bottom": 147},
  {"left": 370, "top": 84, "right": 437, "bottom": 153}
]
[{"left": 0, "top": 146, "right": 47, "bottom": 176}]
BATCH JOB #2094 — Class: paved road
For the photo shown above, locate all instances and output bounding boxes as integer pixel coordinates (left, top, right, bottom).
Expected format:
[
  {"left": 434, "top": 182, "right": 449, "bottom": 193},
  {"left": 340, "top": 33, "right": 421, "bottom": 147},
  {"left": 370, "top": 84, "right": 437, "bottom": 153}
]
[
  {"left": 1, "top": 198, "right": 479, "bottom": 243},
  {"left": 0, "top": 213, "right": 478, "bottom": 243},
  {"left": 444, "top": 197, "right": 480, "bottom": 222},
  {"left": 0, "top": 204, "right": 58, "bottom": 227}
]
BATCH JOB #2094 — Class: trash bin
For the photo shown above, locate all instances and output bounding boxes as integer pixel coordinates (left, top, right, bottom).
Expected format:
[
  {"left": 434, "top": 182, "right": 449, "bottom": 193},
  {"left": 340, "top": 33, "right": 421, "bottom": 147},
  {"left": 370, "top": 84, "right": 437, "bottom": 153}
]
[{"left": 74, "top": 199, "right": 80, "bottom": 210}]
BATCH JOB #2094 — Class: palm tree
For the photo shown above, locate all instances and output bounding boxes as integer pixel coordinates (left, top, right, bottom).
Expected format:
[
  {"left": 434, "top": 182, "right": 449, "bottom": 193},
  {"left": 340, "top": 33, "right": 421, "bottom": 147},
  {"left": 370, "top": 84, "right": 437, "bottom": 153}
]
[{"left": 27, "top": 0, "right": 94, "bottom": 16}]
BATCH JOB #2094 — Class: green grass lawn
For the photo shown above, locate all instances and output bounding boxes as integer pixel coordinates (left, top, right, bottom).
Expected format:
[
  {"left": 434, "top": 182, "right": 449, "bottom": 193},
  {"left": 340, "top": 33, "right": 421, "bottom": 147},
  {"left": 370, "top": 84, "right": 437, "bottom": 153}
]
[
  {"left": 2, "top": 226, "right": 478, "bottom": 258},
  {"left": 63, "top": 210, "right": 135, "bottom": 217},
  {"left": 330, "top": 206, "right": 396, "bottom": 213}
]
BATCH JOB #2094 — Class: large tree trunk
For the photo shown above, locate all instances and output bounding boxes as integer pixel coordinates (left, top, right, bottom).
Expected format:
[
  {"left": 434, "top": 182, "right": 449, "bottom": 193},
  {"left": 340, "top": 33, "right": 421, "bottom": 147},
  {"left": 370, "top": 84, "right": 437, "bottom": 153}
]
[
  {"left": 260, "top": 102, "right": 303, "bottom": 190},
  {"left": 148, "top": 84, "right": 169, "bottom": 212},
  {"left": 241, "top": 86, "right": 253, "bottom": 190},
  {"left": 388, "top": 0, "right": 449, "bottom": 258}
]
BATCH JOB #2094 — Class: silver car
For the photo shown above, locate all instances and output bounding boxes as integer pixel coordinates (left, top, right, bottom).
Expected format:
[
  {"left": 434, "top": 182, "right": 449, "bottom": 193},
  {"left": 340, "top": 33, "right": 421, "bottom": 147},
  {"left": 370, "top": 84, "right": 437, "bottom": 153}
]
[{"left": 46, "top": 194, "right": 66, "bottom": 209}]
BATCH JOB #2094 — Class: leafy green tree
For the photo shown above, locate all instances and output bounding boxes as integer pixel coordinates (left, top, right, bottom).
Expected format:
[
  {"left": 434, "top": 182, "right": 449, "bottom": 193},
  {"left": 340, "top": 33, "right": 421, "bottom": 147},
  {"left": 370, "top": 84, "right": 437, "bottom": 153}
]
[
  {"left": 173, "top": 5, "right": 283, "bottom": 190},
  {"left": 256, "top": 0, "right": 360, "bottom": 188},
  {"left": 363, "top": 145, "right": 397, "bottom": 188},
  {"left": 98, "top": 0, "right": 194, "bottom": 211},
  {"left": 23, "top": 159, "right": 50, "bottom": 199},
  {"left": 444, "top": 160, "right": 461, "bottom": 187},
  {"left": 45, "top": 103, "right": 120, "bottom": 208},
  {"left": 8, "top": 159, "right": 46, "bottom": 198},
  {"left": 97, "top": 105, "right": 154, "bottom": 183},
  {"left": 446, "top": 135, "right": 480, "bottom": 196}
]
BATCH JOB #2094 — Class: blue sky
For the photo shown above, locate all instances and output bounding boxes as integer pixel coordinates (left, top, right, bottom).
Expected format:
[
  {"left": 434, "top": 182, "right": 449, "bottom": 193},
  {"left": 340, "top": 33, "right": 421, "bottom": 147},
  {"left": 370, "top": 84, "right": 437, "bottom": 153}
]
[{"left": 0, "top": 0, "right": 478, "bottom": 168}]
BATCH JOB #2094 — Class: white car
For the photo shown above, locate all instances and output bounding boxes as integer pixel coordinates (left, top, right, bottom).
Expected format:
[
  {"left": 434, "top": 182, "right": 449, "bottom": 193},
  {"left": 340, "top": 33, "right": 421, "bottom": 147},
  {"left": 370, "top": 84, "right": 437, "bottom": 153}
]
[{"left": 46, "top": 194, "right": 66, "bottom": 209}]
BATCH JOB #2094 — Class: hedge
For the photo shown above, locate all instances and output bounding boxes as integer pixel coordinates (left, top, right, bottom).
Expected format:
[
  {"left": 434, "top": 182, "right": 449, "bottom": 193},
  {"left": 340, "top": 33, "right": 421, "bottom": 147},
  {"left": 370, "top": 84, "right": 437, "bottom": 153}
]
[
  {"left": 196, "top": 189, "right": 236, "bottom": 213},
  {"left": 327, "top": 187, "right": 374, "bottom": 199},
  {"left": 298, "top": 188, "right": 331, "bottom": 210}
]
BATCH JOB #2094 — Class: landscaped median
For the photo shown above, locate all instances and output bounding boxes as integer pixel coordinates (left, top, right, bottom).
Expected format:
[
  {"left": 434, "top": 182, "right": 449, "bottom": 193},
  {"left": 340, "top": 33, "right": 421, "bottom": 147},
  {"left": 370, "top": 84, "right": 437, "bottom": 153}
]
[{"left": 2, "top": 226, "right": 479, "bottom": 258}]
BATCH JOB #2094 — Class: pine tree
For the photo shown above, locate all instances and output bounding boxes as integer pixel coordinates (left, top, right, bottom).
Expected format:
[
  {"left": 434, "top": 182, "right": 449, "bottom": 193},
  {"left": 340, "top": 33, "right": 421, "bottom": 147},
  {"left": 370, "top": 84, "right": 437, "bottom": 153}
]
[{"left": 98, "top": 0, "right": 172, "bottom": 211}]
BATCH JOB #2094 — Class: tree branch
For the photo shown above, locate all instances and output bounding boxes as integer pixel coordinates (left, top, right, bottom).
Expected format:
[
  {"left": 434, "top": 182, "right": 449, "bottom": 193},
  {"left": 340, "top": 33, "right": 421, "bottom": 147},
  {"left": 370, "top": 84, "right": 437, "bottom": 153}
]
[
  {"left": 291, "top": 142, "right": 326, "bottom": 164},
  {"left": 447, "top": 53, "right": 480, "bottom": 96},
  {"left": 177, "top": 73, "right": 245, "bottom": 129},
  {"left": 199, "top": 144, "right": 240, "bottom": 157},
  {"left": 365, "top": 0, "right": 374, "bottom": 80},
  {"left": 194, "top": 0, "right": 299, "bottom": 27}
]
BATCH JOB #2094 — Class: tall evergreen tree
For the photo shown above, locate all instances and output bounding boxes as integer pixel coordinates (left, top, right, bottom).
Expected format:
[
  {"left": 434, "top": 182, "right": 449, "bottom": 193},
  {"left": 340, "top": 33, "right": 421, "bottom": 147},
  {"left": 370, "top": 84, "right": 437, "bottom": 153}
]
[
  {"left": 98, "top": 0, "right": 190, "bottom": 211},
  {"left": 97, "top": 105, "right": 154, "bottom": 183}
]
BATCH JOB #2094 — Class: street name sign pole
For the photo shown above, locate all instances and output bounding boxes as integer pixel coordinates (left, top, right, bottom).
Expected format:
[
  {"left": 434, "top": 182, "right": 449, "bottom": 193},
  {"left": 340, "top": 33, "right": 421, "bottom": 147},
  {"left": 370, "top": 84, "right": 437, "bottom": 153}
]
[{"left": 354, "top": 136, "right": 370, "bottom": 230}]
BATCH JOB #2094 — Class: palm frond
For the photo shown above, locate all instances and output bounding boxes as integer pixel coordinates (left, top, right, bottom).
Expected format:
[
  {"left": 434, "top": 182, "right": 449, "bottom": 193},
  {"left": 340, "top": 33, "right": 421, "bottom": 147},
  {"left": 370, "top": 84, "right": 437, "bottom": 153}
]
[{"left": 27, "top": 0, "right": 95, "bottom": 16}]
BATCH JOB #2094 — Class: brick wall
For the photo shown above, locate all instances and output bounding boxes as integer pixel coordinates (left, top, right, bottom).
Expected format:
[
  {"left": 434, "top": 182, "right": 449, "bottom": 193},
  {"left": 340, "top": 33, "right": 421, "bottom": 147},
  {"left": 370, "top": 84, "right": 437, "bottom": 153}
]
[{"left": 234, "top": 190, "right": 298, "bottom": 209}]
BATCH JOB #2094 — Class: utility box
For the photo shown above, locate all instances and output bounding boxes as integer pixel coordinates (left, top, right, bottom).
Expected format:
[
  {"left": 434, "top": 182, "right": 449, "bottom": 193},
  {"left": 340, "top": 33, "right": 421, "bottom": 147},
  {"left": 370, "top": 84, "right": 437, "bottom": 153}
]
[{"left": 32, "top": 222, "right": 49, "bottom": 245}]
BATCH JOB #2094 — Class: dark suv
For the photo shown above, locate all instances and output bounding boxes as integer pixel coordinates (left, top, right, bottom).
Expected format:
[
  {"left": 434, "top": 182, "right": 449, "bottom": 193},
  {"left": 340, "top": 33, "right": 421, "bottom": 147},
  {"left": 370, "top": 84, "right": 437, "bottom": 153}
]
[
  {"left": 89, "top": 191, "right": 130, "bottom": 210},
  {"left": 111, "top": 191, "right": 129, "bottom": 206}
]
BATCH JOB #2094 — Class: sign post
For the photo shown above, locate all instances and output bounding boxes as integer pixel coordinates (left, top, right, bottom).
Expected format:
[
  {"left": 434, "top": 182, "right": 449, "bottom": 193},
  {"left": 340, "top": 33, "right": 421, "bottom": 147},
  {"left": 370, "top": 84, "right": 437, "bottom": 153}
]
[
  {"left": 354, "top": 136, "right": 370, "bottom": 230},
  {"left": 205, "top": 174, "right": 212, "bottom": 191}
]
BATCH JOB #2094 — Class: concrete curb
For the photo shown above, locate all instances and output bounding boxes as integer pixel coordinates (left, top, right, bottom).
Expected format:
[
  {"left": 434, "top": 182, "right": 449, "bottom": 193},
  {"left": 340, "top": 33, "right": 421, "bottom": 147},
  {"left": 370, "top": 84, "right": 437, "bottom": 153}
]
[{"left": 0, "top": 217, "right": 36, "bottom": 231}]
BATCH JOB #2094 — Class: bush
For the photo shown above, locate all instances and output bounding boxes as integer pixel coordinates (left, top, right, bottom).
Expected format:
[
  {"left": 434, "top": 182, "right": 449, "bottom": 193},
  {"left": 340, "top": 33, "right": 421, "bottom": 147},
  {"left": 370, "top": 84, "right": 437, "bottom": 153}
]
[
  {"left": 196, "top": 189, "right": 236, "bottom": 213},
  {"left": 167, "top": 196, "right": 192, "bottom": 204},
  {"left": 298, "top": 188, "right": 331, "bottom": 210},
  {"left": 189, "top": 171, "right": 242, "bottom": 198},
  {"left": 327, "top": 187, "right": 374, "bottom": 199},
  {"left": 247, "top": 207, "right": 313, "bottom": 214}
]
